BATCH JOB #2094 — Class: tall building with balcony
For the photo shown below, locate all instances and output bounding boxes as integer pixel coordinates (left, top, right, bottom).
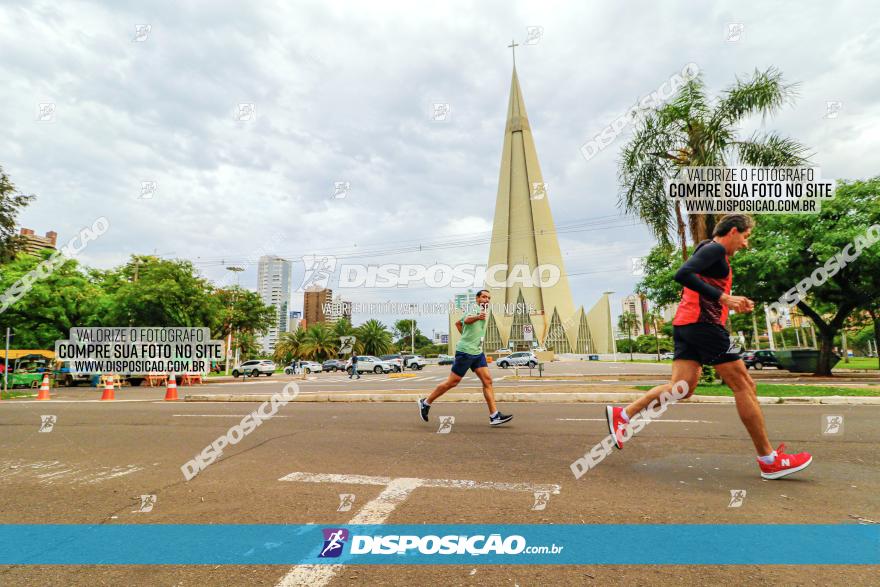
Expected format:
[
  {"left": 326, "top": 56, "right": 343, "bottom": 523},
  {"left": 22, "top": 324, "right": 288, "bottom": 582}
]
[
  {"left": 18, "top": 228, "right": 57, "bottom": 255},
  {"left": 621, "top": 294, "right": 650, "bottom": 336},
  {"left": 324, "top": 294, "right": 352, "bottom": 325},
  {"left": 257, "top": 255, "right": 292, "bottom": 353}
]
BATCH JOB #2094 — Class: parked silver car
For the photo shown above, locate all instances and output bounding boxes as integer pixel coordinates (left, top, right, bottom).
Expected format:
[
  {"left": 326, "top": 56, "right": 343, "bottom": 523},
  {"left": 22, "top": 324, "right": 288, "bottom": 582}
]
[{"left": 496, "top": 352, "right": 538, "bottom": 368}]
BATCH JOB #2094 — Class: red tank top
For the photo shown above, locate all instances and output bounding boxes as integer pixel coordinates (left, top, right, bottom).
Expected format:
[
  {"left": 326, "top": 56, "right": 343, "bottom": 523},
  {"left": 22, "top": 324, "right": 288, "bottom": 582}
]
[{"left": 673, "top": 255, "right": 732, "bottom": 326}]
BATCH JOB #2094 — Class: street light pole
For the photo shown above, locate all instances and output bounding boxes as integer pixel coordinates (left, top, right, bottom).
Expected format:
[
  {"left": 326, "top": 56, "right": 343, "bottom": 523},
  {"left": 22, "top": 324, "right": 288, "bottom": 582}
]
[
  {"left": 4, "top": 328, "right": 10, "bottom": 394},
  {"left": 225, "top": 266, "right": 245, "bottom": 375}
]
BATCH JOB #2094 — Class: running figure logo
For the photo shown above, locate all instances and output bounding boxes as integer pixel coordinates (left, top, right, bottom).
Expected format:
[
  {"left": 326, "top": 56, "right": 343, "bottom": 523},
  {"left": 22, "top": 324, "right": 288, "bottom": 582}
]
[
  {"left": 134, "top": 494, "right": 157, "bottom": 513},
  {"left": 299, "top": 255, "right": 337, "bottom": 291},
  {"left": 437, "top": 416, "right": 455, "bottom": 434},
  {"left": 531, "top": 491, "right": 550, "bottom": 511},
  {"left": 332, "top": 181, "right": 351, "bottom": 199},
  {"left": 39, "top": 415, "right": 57, "bottom": 433},
  {"left": 337, "top": 493, "right": 355, "bottom": 512},
  {"left": 319, "top": 528, "right": 349, "bottom": 558},
  {"left": 822, "top": 415, "right": 844, "bottom": 435},
  {"left": 531, "top": 182, "right": 548, "bottom": 200},
  {"left": 728, "top": 489, "right": 746, "bottom": 508},
  {"left": 339, "top": 336, "right": 355, "bottom": 355}
]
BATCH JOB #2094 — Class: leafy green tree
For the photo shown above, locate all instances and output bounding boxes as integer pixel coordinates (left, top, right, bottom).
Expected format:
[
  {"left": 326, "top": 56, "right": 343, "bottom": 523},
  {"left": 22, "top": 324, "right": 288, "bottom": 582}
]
[
  {"left": 97, "top": 256, "right": 217, "bottom": 327},
  {"left": 393, "top": 319, "right": 427, "bottom": 351},
  {"left": 729, "top": 178, "right": 880, "bottom": 374},
  {"left": 636, "top": 244, "right": 683, "bottom": 309},
  {"left": 355, "top": 319, "right": 393, "bottom": 356},
  {"left": 415, "top": 343, "right": 446, "bottom": 357},
  {"left": 235, "top": 331, "right": 263, "bottom": 361},
  {"left": 617, "top": 311, "right": 640, "bottom": 361},
  {"left": 0, "top": 166, "right": 35, "bottom": 263},
  {"left": 619, "top": 67, "right": 809, "bottom": 259},
  {"left": 211, "top": 286, "right": 276, "bottom": 343},
  {"left": 0, "top": 252, "right": 105, "bottom": 348}
]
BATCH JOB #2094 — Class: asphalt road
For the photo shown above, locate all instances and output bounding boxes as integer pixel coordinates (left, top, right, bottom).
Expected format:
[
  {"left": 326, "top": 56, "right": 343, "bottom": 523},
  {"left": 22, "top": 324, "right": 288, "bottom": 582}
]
[
  {"left": 1, "top": 390, "right": 878, "bottom": 586},
  {"left": 22, "top": 361, "right": 878, "bottom": 404}
]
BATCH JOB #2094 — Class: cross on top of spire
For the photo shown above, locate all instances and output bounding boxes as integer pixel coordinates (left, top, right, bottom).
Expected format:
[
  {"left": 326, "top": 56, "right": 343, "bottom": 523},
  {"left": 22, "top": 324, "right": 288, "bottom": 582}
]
[{"left": 508, "top": 39, "right": 519, "bottom": 67}]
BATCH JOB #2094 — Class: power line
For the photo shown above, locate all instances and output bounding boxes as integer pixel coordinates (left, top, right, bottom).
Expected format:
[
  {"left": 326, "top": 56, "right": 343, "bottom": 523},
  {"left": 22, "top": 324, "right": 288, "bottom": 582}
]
[{"left": 187, "top": 217, "right": 640, "bottom": 268}]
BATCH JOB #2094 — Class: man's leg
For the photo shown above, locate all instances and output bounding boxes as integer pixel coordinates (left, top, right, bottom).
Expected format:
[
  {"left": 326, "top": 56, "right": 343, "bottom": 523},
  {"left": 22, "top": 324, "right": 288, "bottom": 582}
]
[
  {"left": 426, "top": 372, "right": 463, "bottom": 404},
  {"left": 473, "top": 366, "right": 497, "bottom": 414},
  {"left": 623, "top": 360, "right": 701, "bottom": 418},
  {"left": 713, "top": 360, "right": 773, "bottom": 456}
]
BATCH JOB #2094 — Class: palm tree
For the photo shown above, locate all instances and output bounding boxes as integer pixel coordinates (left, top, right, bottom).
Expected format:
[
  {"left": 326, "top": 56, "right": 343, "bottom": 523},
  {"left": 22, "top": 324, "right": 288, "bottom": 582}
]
[
  {"left": 331, "top": 317, "right": 355, "bottom": 339},
  {"left": 355, "top": 319, "right": 393, "bottom": 356},
  {"left": 299, "top": 323, "right": 339, "bottom": 361},
  {"left": 273, "top": 328, "right": 306, "bottom": 365},
  {"left": 617, "top": 311, "right": 640, "bottom": 361},
  {"left": 643, "top": 309, "right": 664, "bottom": 361},
  {"left": 619, "top": 67, "right": 810, "bottom": 260}
]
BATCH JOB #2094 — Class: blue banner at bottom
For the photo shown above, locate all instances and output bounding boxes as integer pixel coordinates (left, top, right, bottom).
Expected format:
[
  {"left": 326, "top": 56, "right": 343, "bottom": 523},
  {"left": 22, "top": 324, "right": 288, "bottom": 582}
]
[{"left": 0, "top": 524, "right": 877, "bottom": 565}]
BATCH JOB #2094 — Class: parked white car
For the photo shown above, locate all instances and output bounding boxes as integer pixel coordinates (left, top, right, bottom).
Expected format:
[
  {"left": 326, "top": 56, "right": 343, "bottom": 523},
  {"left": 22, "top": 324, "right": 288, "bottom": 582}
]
[
  {"left": 348, "top": 356, "right": 394, "bottom": 374},
  {"left": 284, "top": 361, "right": 323, "bottom": 375},
  {"left": 404, "top": 355, "right": 427, "bottom": 370},
  {"left": 232, "top": 360, "right": 275, "bottom": 377},
  {"left": 496, "top": 352, "right": 538, "bottom": 369}
]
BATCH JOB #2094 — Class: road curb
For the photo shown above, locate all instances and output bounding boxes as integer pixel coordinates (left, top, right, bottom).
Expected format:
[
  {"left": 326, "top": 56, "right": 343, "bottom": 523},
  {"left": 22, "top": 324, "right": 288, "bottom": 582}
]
[{"left": 184, "top": 393, "right": 880, "bottom": 405}]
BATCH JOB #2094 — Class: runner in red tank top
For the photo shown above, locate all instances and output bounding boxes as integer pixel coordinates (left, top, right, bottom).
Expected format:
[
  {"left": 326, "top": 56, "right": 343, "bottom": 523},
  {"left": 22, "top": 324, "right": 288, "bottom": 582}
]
[{"left": 604, "top": 214, "right": 812, "bottom": 480}]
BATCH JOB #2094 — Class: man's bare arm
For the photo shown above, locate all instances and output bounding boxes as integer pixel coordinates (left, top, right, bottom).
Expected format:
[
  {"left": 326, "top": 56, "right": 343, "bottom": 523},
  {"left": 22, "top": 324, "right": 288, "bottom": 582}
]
[{"left": 463, "top": 312, "right": 486, "bottom": 325}]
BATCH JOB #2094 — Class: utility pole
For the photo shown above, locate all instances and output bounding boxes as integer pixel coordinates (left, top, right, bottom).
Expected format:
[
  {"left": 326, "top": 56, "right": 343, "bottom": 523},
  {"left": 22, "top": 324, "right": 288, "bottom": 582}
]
[
  {"left": 225, "top": 266, "right": 245, "bottom": 375},
  {"left": 4, "top": 328, "right": 10, "bottom": 394},
  {"left": 764, "top": 305, "right": 776, "bottom": 351},
  {"left": 752, "top": 312, "right": 761, "bottom": 350}
]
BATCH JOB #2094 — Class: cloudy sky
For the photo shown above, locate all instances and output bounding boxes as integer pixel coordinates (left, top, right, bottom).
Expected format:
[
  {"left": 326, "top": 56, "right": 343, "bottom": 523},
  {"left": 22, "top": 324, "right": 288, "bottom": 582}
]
[{"left": 2, "top": 0, "right": 879, "bottom": 335}]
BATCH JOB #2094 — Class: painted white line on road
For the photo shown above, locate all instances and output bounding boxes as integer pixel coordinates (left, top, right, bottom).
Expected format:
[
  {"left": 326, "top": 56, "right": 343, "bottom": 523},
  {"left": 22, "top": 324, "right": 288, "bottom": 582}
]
[
  {"left": 0, "top": 459, "right": 143, "bottom": 485},
  {"left": 2, "top": 399, "right": 158, "bottom": 404},
  {"left": 276, "top": 472, "right": 560, "bottom": 586},
  {"left": 278, "top": 471, "right": 560, "bottom": 495},
  {"left": 557, "top": 418, "right": 715, "bottom": 423},
  {"left": 172, "top": 414, "right": 292, "bottom": 417}
]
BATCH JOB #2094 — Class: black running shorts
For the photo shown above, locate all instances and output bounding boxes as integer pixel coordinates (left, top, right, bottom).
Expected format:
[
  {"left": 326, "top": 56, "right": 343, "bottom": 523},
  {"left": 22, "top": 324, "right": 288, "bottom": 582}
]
[{"left": 672, "top": 323, "right": 741, "bottom": 366}]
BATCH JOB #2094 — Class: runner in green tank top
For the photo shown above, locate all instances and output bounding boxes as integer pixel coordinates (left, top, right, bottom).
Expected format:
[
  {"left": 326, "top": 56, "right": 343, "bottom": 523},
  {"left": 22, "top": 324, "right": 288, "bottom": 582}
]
[{"left": 417, "top": 289, "right": 513, "bottom": 427}]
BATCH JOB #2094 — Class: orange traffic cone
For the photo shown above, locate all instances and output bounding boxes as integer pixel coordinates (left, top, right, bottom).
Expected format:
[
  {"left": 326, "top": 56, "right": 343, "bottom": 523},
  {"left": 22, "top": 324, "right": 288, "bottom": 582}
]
[
  {"left": 101, "top": 375, "right": 115, "bottom": 401},
  {"left": 37, "top": 373, "right": 51, "bottom": 400},
  {"left": 164, "top": 373, "right": 178, "bottom": 401}
]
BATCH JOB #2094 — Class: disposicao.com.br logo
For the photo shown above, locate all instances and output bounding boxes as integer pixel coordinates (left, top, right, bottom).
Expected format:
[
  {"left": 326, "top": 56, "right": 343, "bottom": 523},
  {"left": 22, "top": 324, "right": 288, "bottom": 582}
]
[{"left": 318, "top": 528, "right": 563, "bottom": 557}]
